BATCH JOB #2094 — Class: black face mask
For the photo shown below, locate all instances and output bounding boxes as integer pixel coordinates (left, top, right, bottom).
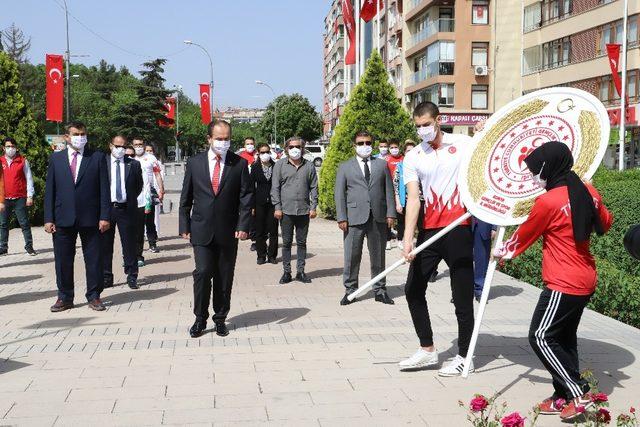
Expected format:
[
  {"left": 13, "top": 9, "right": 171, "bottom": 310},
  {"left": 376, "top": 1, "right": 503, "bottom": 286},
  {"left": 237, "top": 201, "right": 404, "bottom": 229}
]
[{"left": 125, "top": 154, "right": 133, "bottom": 159}]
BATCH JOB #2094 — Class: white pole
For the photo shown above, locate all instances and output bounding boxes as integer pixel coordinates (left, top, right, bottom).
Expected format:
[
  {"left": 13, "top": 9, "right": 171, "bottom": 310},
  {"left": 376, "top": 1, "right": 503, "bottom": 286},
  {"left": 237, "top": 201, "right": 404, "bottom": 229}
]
[
  {"left": 355, "top": 0, "right": 361, "bottom": 84},
  {"left": 462, "top": 226, "right": 507, "bottom": 378},
  {"left": 347, "top": 212, "right": 472, "bottom": 301},
  {"left": 618, "top": 0, "right": 629, "bottom": 171}
]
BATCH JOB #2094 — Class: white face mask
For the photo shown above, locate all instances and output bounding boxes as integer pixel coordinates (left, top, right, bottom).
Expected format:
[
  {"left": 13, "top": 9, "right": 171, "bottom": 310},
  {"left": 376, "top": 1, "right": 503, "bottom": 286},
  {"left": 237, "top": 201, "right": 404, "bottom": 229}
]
[
  {"left": 69, "top": 135, "right": 88, "bottom": 150},
  {"left": 288, "top": 147, "right": 302, "bottom": 160},
  {"left": 54, "top": 142, "right": 66, "bottom": 152},
  {"left": 389, "top": 148, "right": 400, "bottom": 157},
  {"left": 259, "top": 153, "right": 271, "bottom": 163},
  {"left": 379, "top": 147, "right": 388, "bottom": 156},
  {"left": 211, "top": 139, "right": 231, "bottom": 155},
  {"left": 134, "top": 147, "right": 145, "bottom": 156},
  {"left": 532, "top": 162, "right": 547, "bottom": 189},
  {"left": 417, "top": 125, "right": 437, "bottom": 144},
  {"left": 111, "top": 147, "right": 125, "bottom": 159},
  {"left": 4, "top": 147, "right": 17, "bottom": 158},
  {"left": 356, "top": 145, "right": 373, "bottom": 158},
  {"left": 270, "top": 152, "right": 278, "bottom": 161},
  {"left": 245, "top": 144, "right": 255, "bottom": 153}
]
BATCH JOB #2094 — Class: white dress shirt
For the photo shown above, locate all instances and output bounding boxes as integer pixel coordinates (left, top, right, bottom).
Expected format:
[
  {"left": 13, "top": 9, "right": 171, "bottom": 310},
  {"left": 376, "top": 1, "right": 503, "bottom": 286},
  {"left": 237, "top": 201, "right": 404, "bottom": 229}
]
[
  {"left": 4, "top": 156, "right": 35, "bottom": 198},
  {"left": 68, "top": 147, "right": 84, "bottom": 184},
  {"left": 208, "top": 148, "right": 227, "bottom": 182},
  {"left": 357, "top": 156, "right": 371, "bottom": 177},
  {"left": 110, "top": 155, "right": 127, "bottom": 203}
]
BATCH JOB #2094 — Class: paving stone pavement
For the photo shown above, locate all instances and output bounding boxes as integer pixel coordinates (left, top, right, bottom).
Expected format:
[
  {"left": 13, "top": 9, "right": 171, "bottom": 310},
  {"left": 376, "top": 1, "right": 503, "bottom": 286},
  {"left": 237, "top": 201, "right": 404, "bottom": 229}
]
[{"left": 1, "top": 177, "right": 639, "bottom": 426}]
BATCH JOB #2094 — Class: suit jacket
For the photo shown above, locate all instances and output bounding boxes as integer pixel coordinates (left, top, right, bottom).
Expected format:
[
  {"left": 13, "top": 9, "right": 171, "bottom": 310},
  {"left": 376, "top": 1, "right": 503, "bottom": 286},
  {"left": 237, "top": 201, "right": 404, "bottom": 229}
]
[
  {"left": 105, "top": 154, "right": 144, "bottom": 215},
  {"left": 179, "top": 151, "right": 253, "bottom": 246},
  {"left": 249, "top": 160, "right": 275, "bottom": 206},
  {"left": 44, "top": 147, "right": 110, "bottom": 228},
  {"left": 335, "top": 156, "right": 396, "bottom": 226}
]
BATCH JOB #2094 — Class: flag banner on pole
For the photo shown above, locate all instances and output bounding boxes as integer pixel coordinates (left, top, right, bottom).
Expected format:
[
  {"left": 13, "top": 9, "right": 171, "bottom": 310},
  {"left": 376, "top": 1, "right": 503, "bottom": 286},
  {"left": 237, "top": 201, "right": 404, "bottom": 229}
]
[
  {"left": 45, "top": 54, "right": 64, "bottom": 122},
  {"left": 360, "top": 0, "right": 383, "bottom": 22},
  {"left": 158, "top": 97, "right": 176, "bottom": 128},
  {"left": 459, "top": 88, "right": 610, "bottom": 226},
  {"left": 606, "top": 44, "right": 625, "bottom": 100},
  {"left": 342, "top": 0, "right": 356, "bottom": 65},
  {"left": 199, "top": 84, "right": 211, "bottom": 125}
]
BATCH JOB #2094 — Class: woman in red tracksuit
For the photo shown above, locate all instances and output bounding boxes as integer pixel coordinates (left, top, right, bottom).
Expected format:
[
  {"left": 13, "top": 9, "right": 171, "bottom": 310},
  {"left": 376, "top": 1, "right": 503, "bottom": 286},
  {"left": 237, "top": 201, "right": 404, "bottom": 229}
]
[{"left": 494, "top": 141, "right": 613, "bottom": 421}]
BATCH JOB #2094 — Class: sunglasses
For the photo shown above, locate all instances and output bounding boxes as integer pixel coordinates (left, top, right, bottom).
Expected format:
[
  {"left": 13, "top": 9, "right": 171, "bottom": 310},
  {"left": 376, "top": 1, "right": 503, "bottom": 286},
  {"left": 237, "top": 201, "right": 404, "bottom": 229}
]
[
  {"left": 259, "top": 151, "right": 271, "bottom": 155},
  {"left": 355, "top": 141, "right": 372, "bottom": 146},
  {"left": 288, "top": 145, "right": 302, "bottom": 149}
]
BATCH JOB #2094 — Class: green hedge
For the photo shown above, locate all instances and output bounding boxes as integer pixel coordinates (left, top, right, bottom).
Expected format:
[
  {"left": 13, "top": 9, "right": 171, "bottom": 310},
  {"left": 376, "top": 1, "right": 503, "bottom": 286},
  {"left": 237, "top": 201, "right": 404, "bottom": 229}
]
[{"left": 502, "top": 168, "right": 640, "bottom": 328}]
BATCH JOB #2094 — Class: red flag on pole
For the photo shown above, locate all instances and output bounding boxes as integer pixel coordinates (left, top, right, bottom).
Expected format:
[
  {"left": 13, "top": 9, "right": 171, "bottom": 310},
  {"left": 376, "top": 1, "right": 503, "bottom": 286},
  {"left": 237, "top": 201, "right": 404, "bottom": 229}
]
[
  {"left": 45, "top": 54, "right": 64, "bottom": 122},
  {"left": 606, "top": 44, "right": 624, "bottom": 98},
  {"left": 360, "top": 0, "right": 383, "bottom": 22},
  {"left": 199, "top": 84, "right": 211, "bottom": 125},
  {"left": 342, "top": 0, "right": 356, "bottom": 65},
  {"left": 158, "top": 97, "right": 176, "bottom": 128}
]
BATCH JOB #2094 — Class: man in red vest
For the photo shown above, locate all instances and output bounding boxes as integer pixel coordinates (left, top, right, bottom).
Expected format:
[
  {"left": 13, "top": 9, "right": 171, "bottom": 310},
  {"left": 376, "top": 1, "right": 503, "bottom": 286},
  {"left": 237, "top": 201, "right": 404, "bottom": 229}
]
[{"left": 0, "top": 137, "right": 36, "bottom": 256}]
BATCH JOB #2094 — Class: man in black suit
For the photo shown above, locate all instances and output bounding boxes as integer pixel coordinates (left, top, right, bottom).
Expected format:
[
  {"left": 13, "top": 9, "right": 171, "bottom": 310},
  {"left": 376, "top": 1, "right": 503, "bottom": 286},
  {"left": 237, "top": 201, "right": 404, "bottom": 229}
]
[
  {"left": 250, "top": 142, "right": 278, "bottom": 265},
  {"left": 179, "top": 119, "right": 253, "bottom": 338},
  {"left": 102, "top": 135, "right": 144, "bottom": 290},
  {"left": 44, "top": 121, "right": 111, "bottom": 312}
]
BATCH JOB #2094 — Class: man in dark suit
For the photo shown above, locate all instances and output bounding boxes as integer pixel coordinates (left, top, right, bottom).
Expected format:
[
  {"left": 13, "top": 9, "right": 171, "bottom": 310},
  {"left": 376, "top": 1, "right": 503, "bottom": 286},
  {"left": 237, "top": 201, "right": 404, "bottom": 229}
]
[
  {"left": 250, "top": 142, "right": 278, "bottom": 265},
  {"left": 179, "top": 119, "right": 253, "bottom": 338},
  {"left": 44, "top": 121, "right": 111, "bottom": 312},
  {"left": 102, "top": 135, "right": 144, "bottom": 290}
]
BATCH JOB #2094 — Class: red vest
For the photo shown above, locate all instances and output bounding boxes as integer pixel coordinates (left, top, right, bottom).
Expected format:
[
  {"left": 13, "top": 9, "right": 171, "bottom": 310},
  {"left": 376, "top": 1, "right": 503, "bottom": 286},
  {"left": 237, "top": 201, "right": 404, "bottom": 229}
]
[{"left": 0, "top": 155, "right": 27, "bottom": 199}]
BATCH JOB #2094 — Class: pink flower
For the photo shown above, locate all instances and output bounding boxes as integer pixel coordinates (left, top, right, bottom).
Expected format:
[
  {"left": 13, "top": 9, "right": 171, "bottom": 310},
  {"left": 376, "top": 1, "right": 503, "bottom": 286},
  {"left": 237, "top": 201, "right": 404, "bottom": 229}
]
[
  {"left": 554, "top": 398, "right": 566, "bottom": 408},
  {"left": 470, "top": 395, "right": 489, "bottom": 412},
  {"left": 591, "top": 392, "right": 609, "bottom": 403},
  {"left": 595, "top": 408, "right": 611, "bottom": 424},
  {"left": 501, "top": 412, "right": 526, "bottom": 427},
  {"left": 577, "top": 406, "right": 586, "bottom": 414},
  {"left": 631, "top": 407, "right": 636, "bottom": 414}
]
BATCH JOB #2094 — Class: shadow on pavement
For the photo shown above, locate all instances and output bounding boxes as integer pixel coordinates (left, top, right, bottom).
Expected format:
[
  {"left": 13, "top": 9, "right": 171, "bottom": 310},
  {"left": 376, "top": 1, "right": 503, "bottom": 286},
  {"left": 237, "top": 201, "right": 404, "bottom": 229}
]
[
  {"left": 307, "top": 267, "right": 343, "bottom": 279},
  {"left": 144, "top": 254, "right": 190, "bottom": 265},
  {"left": 0, "top": 290, "right": 57, "bottom": 306},
  {"left": 228, "top": 308, "right": 311, "bottom": 329},
  {"left": 102, "top": 288, "right": 179, "bottom": 307},
  {"left": 489, "top": 285, "right": 524, "bottom": 300},
  {"left": 156, "top": 242, "right": 191, "bottom": 252},
  {"left": 144, "top": 271, "right": 193, "bottom": 284},
  {"left": 21, "top": 317, "right": 100, "bottom": 329},
  {"left": 0, "top": 257, "right": 54, "bottom": 269},
  {"left": 0, "top": 359, "right": 31, "bottom": 376},
  {"left": 0, "top": 274, "right": 43, "bottom": 285}
]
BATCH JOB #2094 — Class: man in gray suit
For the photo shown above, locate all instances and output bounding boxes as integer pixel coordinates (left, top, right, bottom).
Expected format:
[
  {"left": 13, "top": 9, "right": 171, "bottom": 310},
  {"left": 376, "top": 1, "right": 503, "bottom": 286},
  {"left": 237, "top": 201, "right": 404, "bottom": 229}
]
[{"left": 335, "top": 131, "right": 396, "bottom": 306}]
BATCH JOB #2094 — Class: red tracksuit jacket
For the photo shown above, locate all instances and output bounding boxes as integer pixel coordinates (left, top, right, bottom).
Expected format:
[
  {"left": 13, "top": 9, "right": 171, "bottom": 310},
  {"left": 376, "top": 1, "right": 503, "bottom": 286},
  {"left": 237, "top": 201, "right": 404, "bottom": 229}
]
[{"left": 502, "top": 184, "right": 613, "bottom": 296}]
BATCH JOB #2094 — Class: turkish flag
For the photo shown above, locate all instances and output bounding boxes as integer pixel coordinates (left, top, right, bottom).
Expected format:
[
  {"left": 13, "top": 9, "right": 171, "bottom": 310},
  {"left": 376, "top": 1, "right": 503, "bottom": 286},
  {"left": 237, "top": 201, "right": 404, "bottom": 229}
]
[
  {"left": 158, "top": 97, "right": 175, "bottom": 128},
  {"left": 342, "top": 0, "right": 356, "bottom": 65},
  {"left": 606, "top": 44, "right": 624, "bottom": 100},
  {"left": 360, "top": 0, "right": 383, "bottom": 23},
  {"left": 199, "top": 84, "right": 211, "bottom": 125},
  {"left": 45, "top": 54, "right": 64, "bottom": 122}
]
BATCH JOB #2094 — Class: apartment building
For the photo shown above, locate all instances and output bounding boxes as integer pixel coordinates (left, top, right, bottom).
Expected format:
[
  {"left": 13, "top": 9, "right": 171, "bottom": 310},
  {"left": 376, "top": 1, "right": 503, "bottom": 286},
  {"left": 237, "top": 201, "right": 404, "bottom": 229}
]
[
  {"left": 323, "top": 0, "right": 348, "bottom": 137},
  {"left": 521, "top": 0, "right": 640, "bottom": 167},
  {"left": 401, "top": 0, "right": 494, "bottom": 135}
]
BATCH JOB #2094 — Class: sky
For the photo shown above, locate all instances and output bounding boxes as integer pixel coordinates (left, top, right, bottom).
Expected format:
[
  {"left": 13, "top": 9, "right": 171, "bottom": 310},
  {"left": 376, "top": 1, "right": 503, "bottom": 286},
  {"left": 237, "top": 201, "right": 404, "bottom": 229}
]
[{"left": 2, "top": 0, "right": 329, "bottom": 110}]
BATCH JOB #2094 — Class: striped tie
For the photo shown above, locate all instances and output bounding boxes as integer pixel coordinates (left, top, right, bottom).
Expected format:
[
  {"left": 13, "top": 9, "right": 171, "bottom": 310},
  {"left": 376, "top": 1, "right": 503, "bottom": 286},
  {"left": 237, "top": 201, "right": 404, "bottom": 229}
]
[{"left": 211, "top": 155, "right": 221, "bottom": 195}]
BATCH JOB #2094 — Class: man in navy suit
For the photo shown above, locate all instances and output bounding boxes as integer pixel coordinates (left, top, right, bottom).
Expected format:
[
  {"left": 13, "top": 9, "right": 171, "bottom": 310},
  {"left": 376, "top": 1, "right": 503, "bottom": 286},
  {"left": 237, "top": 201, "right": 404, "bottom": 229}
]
[
  {"left": 44, "top": 121, "right": 111, "bottom": 312},
  {"left": 102, "top": 135, "right": 144, "bottom": 290}
]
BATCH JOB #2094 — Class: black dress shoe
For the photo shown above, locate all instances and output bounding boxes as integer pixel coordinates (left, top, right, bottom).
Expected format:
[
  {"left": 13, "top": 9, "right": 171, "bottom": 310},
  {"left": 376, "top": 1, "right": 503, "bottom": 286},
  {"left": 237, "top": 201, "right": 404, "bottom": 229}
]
[
  {"left": 268, "top": 257, "right": 278, "bottom": 264},
  {"left": 215, "top": 322, "right": 229, "bottom": 337},
  {"left": 429, "top": 270, "right": 438, "bottom": 283},
  {"left": 25, "top": 247, "right": 37, "bottom": 256},
  {"left": 257, "top": 257, "right": 266, "bottom": 265},
  {"left": 375, "top": 293, "right": 395, "bottom": 305},
  {"left": 250, "top": 243, "right": 257, "bottom": 252},
  {"left": 189, "top": 321, "right": 207, "bottom": 338},
  {"left": 128, "top": 278, "right": 139, "bottom": 289},
  {"left": 340, "top": 294, "right": 356, "bottom": 305},
  {"left": 295, "top": 272, "right": 311, "bottom": 284},
  {"left": 279, "top": 272, "right": 293, "bottom": 284},
  {"left": 149, "top": 244, "right": 160, "bottom": 253},
  {"left": 0, "top": 248, "right": 7, "bottom": 256},
  {"left": 103, "top": 280, "right": 114, "bottom": 289}
]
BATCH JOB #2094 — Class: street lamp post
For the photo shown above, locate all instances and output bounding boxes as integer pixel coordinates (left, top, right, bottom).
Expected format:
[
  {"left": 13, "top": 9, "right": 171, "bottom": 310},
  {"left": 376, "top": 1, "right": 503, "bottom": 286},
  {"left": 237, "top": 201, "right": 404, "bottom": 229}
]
[
  {"left": 184, "top": 40, "right": 214, "bottom": 121},
  {"left": 62, "top": 0, "right": 71, "bottom": 123},
  {"left": 256, "top": 80, "right": 277, "bottom": 146},
  {"left": 173, "top": 85, "right": 182, "bottom": 162}
]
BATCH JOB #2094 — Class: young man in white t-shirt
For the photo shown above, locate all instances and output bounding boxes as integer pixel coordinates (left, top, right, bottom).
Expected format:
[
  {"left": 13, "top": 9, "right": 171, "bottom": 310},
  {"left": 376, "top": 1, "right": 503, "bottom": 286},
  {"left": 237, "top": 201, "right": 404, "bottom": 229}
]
[{"left": 398, "top": 101, "right": 475, "bottom": 376}]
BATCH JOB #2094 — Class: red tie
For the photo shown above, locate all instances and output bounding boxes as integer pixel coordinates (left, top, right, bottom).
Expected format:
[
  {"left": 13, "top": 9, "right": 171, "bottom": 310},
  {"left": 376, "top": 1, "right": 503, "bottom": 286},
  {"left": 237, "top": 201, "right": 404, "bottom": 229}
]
[{"left": 211, "top": 155, "right": 221, "bottom": 195}]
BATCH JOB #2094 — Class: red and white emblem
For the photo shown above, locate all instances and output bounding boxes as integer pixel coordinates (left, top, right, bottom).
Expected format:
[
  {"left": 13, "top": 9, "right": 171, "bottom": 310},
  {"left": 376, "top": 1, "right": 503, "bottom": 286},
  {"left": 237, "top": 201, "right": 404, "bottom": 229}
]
[{"left": 488, "top": 115, "right": 576, "bottom": 199}]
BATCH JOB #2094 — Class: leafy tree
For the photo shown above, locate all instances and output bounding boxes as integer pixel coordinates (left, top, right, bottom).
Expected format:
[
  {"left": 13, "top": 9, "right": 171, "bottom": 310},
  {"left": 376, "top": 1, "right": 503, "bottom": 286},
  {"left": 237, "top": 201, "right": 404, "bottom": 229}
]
[
  {"left": 174, "top": 94, "right": 208, "bottom": 157},
  {"left": 318, "top": 51, "right": 417, "bottom": 218},
  {"left": 231, "top": 120, "right": 264, "bottom": 151},
  {"left": 0, "top": 52, "right": 50, "bottom": 224},
  {"left": 1, "top": 23, "right": 31, "bottom": 63},
  {"left": 258, "top": 93, "right": 323, "bottom": 144}
]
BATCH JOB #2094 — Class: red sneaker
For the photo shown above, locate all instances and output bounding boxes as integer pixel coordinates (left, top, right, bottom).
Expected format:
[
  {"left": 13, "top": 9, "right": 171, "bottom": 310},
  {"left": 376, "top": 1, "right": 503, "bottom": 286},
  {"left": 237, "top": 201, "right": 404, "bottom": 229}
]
[
  {"left": 537, "top": 397, "right": 566, "bottom": 415},
  {"left": 560, "top": 395, "right": 594, "bottom": 421}
]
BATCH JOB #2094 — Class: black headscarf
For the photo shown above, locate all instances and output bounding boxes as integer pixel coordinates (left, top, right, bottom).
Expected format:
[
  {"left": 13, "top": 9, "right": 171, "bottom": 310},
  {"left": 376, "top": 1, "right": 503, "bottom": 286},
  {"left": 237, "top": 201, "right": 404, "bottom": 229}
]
[{"left": 524, "top": 141, "right": 604, "bottom": 242}]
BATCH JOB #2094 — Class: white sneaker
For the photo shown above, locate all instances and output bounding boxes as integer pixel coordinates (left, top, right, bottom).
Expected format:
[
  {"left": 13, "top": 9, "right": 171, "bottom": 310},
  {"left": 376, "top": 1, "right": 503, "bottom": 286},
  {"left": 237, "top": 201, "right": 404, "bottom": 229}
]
[
  {"left": 438, "top": 354, "right": 474, "bottom": 377},
  {"left": 398, "top": 348, "right": 438, "bottom": 371},
  {"left": 386, "top": 241, "right": 392, "bottom": 250}
]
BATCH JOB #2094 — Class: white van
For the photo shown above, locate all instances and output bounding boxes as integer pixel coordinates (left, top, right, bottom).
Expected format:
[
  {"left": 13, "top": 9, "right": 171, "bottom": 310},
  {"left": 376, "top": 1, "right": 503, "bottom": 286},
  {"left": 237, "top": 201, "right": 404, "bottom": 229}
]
[{"left": 304, "top": 145, "right": 326, "bottom": 167}]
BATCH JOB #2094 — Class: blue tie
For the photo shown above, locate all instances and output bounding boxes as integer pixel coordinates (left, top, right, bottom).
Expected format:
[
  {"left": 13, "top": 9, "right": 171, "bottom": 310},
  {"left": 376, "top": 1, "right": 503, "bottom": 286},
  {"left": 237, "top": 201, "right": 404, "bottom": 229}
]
[{"left": 115, "top": 160, "right": 123, "bottom": 202}]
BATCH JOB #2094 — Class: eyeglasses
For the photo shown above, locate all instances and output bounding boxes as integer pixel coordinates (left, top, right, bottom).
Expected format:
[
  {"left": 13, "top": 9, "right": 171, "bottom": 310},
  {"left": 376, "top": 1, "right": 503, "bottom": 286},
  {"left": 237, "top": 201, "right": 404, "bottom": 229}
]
[
  {"left": 288, "top": 145, "right": 302, "bottom": 149},
  {"left": 355, "top": 141, "right": 372, "bottom": 146},
  {"left": 259, "top": 151, "right": 271, "bottom": 155}
]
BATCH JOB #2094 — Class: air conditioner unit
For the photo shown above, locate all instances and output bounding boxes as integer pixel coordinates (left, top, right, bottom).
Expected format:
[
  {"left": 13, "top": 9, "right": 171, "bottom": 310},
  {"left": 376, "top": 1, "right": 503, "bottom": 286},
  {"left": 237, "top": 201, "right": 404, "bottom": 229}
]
[{"left": 475, "top": 65, "right": 489, "bottom": 76}]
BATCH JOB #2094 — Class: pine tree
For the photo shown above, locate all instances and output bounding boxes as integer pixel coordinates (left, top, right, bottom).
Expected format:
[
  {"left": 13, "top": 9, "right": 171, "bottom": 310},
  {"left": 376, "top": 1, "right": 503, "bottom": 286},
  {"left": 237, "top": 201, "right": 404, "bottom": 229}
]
[
  {"left": 0, "top": 52, "right": 50, "bottom": 224},
  {"left": 1, "top": 24, "right": 31, "bottom": 64},
  {"left": 318, "top": 51, "right": 417, "bottom": 218}
]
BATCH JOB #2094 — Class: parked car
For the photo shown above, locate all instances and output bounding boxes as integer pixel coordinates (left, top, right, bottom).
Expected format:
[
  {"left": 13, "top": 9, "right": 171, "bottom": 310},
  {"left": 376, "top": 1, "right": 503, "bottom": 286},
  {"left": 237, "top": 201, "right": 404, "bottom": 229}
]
[{"left": 304, "top": 145, "right": 326, "bottom": 167}]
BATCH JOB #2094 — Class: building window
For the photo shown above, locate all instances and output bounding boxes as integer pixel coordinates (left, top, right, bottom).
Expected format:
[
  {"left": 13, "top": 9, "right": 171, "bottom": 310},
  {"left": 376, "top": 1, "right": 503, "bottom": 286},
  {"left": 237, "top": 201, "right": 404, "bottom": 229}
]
[
  {"left": 599, "top": 17, "right": 640, "bottom": 54},
  {"left": 472, "top": 42, "right": 489, "bottom": 66},
  {"left": 523, "top": 3, "right": 542, "bottom": 32},
  {"left": 542, "top": 36, "right": 571, "bottom": 69},
  {"left": 542, "top": 0, "right": 572, "bottom": 23},
  {"left": 472, "top": 85, "right": 489, "bottom": 109},
  {"left": 439, "top": 84, "right": 455, "bottom": 106},
  {"left": 472, "top": 1, "right": 489, "bottom": 24}
]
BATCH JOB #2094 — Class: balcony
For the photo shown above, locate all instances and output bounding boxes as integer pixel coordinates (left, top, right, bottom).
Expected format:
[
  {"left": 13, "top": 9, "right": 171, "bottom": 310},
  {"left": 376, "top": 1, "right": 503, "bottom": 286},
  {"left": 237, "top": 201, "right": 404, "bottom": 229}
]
[
  {"left": 411, "top": 61, "right": 455, "bottom": 85},
  {"left": 409, "top": 19, "right": 455, "bottom": 49},
  {"left": 406, "top": 0, "right": 451, "bottom": 21}
]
